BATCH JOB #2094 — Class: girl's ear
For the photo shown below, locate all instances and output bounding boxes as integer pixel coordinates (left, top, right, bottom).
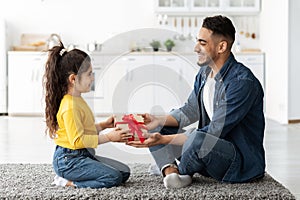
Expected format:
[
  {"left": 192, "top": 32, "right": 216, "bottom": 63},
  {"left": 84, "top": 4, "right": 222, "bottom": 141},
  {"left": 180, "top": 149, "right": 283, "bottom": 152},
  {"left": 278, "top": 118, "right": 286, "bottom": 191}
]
[{"left": 68, "top": 74, "right": 76, "bottom": 85}]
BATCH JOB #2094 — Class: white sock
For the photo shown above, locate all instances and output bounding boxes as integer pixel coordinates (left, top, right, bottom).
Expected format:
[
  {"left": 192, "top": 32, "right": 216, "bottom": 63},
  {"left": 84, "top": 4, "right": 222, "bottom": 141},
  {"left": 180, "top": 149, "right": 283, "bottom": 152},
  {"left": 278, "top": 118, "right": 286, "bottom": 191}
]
[
  {"left": 51, "top": 175, "right": 69, "bottom": 187},
  {"left": 148, "top": 164, "right": 161, "bottom": 176},
  {"left": 163, "top": 173, "right": 192, "bottom": 189}
]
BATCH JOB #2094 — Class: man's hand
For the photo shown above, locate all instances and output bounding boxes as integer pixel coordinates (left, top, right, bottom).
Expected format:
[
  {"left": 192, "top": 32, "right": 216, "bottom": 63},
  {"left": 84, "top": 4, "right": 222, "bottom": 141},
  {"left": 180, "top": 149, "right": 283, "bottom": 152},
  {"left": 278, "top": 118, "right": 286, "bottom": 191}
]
[
  {"left": 126, "top": 132, "right": 163, "bottom": 147},
  {"left": 139, "top": 113, "right": 165, "bottom": 130}
]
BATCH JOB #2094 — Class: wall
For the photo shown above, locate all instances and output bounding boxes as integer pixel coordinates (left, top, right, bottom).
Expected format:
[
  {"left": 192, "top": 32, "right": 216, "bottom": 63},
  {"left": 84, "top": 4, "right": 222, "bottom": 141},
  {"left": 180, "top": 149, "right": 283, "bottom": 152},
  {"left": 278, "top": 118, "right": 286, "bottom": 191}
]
[
  {"left": 261, "top": 0, "right": 300, "bottom": 123},
  {"left": 0, "top": 0, "right": 156, "bottom": 48},
  {"left": 0, "top": 18, "right": 7, "bottom": 113},
  {"left": 288, "top": 0, "right": 300, "bottom": 121},
  {"left": 0, "top": 0, "right": 261, "bottom": 52},
  {"left": 260, "top": 0, "right": 289, "bottom": 124}
]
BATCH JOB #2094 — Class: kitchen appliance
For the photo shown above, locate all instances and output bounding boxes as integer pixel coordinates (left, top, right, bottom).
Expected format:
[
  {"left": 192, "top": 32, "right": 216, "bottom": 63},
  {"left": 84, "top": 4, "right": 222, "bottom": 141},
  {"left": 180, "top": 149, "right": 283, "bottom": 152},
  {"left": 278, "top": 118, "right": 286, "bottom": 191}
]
[
  {"left": 47, "top": 33, "right": 61, "bottom": 50},
  {"left": 0, "top": 18, "right": 7, "bottom": 114}
]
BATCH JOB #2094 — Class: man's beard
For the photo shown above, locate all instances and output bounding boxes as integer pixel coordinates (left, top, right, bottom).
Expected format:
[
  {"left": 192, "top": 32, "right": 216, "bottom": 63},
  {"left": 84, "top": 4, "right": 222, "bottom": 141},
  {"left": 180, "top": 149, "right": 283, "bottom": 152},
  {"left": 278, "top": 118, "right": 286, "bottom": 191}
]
[
  {"left": 197, "top": 56, "right": 213, "bottom": 67},
  {"left": 197, "top": 60, "right": 210, "bottom": 67}
]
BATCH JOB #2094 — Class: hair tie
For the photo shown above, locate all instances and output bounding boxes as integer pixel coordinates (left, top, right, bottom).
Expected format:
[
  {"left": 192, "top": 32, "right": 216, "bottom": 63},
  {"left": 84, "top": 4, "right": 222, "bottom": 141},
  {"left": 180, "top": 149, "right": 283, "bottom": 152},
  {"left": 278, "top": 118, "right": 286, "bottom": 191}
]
[{"left": 59, "top": 49, "right": 67, "bottom": 56}]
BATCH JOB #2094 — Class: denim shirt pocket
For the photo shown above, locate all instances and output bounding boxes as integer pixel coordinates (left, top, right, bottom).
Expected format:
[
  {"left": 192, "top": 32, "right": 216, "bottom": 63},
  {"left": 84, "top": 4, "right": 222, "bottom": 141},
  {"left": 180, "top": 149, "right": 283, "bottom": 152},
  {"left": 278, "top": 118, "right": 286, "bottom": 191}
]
[{"left": 214, "top": 85, "right": 226, "bottom": 111}]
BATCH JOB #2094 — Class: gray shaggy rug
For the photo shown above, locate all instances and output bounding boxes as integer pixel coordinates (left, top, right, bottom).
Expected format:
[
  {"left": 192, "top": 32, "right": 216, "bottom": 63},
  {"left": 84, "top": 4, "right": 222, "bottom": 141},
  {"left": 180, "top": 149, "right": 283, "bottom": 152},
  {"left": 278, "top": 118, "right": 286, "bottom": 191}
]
[{"left": 0, "top": 163, "right": 296, "bottom": 200}]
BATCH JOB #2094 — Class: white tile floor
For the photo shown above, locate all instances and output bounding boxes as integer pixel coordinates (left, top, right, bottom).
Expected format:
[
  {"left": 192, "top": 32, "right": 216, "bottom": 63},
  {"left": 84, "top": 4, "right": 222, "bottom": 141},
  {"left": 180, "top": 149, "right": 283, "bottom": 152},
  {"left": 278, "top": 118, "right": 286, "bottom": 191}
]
[{"left": 0, "top": 116, "right": 299, "bottom": 199}]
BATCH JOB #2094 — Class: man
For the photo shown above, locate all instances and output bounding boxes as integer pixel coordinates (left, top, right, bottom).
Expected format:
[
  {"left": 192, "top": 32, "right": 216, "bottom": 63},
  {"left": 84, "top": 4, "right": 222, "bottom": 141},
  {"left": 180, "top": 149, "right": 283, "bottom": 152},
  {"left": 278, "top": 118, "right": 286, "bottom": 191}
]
[{"left": 127, "top": 15, "right": 265, "bottom": 189}]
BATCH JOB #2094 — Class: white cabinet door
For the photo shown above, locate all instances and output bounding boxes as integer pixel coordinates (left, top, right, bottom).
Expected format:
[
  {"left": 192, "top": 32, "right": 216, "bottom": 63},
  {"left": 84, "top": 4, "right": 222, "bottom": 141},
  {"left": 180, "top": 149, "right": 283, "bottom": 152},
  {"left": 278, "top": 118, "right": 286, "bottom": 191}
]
[
  {"left": 8, "top": 53, "right": 46, "bottom": 115},
  {"left": 226, "top": 0, "right": 260, "bottom": 12},
  {"left": 155, "top": 0, "right": 189, "bottom": 12},
  {"left": 191, "top": 0, "right": 261, "bottom": 13},
  {"left": 235, "top": 53, "right": 265, "bottom": 90},
  {"left": 235, "top": 53, "right": 265, "bottom": 111},
  {"left": 153, "top": 54, "right": 198, "bottom": 113},
  {"left": 156, "top": 0, "right": 260, "bottom": 14},
  {"left": 109, "top": 55, "right": 154, "bottom": 114},
  {"left": 84, "top": 53, "right": 199, "bottom": 116},
  {"left": 82, "top": 55, "right": 105, "bottom": 114},
  {"left": 191, "top": 0, "right": 222, "bottom": 12}
]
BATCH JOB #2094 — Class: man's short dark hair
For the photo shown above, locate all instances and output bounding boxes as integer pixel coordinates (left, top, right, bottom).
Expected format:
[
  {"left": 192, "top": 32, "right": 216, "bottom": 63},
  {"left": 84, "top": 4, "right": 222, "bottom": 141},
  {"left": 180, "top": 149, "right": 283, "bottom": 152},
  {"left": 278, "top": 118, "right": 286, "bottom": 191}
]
[{"left": 202, "top": 15, "right": 236, "bottom": 45}]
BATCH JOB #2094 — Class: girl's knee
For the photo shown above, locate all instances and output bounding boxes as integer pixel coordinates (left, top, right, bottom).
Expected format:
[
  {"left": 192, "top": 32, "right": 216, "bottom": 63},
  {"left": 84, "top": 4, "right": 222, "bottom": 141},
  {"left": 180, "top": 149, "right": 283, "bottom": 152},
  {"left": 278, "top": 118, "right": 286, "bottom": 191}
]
[
  {"left": 122, "top": 172, "right": 130, "bottom": 183},
  {"left": 104, "top": 171, "right": 123, "bottom": 187}
]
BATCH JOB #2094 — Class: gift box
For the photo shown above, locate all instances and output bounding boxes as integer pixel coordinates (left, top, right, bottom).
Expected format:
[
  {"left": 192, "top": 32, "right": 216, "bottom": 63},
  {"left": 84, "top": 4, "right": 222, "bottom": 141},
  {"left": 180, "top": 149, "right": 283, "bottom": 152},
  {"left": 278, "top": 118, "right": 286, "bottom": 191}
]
[{"left": 114, "top": 114, "right": 147, "bottom": 143}]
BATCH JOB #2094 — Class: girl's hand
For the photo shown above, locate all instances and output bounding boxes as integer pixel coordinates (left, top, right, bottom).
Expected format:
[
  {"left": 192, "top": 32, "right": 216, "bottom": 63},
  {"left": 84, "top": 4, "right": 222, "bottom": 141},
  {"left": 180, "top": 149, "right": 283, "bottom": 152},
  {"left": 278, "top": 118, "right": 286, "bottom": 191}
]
[
  {"left": 107, "top": 127, "right": 132, "bottom": 142},
  {"left": 103, "top": 115, "right": 115, "bottom": 128}
]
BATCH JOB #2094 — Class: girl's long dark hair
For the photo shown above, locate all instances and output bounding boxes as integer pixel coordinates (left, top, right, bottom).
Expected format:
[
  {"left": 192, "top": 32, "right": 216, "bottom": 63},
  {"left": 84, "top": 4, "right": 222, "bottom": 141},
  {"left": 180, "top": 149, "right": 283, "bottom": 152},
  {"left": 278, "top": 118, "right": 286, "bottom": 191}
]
[{"left": 43, "top": 41, "right": 91, "bottom": 138}]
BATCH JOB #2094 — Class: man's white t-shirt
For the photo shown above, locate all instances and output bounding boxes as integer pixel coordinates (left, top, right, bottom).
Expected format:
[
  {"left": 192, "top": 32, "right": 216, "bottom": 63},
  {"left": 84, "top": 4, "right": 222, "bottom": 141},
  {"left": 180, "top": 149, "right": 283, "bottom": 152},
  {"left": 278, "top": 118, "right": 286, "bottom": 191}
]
[{"left": 203, "top": 76, "right": 216, "bottom": 120}]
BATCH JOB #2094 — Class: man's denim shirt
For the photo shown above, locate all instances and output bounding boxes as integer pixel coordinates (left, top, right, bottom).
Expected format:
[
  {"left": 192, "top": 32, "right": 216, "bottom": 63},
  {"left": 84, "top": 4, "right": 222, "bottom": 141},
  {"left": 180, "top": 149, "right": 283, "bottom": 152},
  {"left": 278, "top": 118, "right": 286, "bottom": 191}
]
[{"left": 170, "top": 53, "right": 265, "bottom": 183}]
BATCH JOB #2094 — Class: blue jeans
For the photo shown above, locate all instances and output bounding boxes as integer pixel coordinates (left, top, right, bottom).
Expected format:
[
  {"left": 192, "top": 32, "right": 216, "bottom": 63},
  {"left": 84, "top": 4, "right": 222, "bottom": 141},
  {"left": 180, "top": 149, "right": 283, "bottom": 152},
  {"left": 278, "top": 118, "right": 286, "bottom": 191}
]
[
  {"left": 150, "top": 127, "right": 236, "bottom": 181},
  {"left": 53, "top": 146, "right": 130, "bottom": 188},
  {"left": 149, "top": 126, "right": 183, "bottom": 169}
]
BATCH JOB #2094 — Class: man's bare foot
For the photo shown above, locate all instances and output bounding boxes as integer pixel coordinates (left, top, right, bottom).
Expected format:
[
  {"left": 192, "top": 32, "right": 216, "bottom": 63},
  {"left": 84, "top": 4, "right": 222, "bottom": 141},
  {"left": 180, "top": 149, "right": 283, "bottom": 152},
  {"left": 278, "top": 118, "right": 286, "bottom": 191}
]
[
  {"left": 163, "top": 166, "right": 179, "bottom": 176},
  {"left": 66, "top": 181, "right": 75, "bottom": 187}
]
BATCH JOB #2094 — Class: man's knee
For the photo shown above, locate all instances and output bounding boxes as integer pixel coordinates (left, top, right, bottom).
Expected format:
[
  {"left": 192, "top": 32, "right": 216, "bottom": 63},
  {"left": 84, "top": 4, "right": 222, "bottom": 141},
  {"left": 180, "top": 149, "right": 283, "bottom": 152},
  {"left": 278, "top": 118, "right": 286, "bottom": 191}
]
[{"left": 159, "top": 126, "right": 184, "bottom": 135}]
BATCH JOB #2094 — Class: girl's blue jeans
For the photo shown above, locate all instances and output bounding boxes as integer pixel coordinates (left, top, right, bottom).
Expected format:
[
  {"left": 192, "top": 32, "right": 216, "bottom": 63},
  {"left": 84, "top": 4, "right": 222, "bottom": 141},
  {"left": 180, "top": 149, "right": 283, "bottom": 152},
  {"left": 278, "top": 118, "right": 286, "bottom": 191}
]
[{"left": 53, "top": 145, "right": 130, "bottom": 188}]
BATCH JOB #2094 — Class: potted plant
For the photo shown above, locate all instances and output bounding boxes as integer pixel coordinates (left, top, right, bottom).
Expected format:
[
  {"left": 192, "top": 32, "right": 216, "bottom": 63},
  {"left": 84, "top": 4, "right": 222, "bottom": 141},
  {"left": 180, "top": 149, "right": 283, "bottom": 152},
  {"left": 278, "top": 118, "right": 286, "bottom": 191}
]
[
  {"left": 164, "top": 39, "right": 175, "bottom": 52},
  {"left": 149, "top": 40, "right": 161, "bottom": 51}
]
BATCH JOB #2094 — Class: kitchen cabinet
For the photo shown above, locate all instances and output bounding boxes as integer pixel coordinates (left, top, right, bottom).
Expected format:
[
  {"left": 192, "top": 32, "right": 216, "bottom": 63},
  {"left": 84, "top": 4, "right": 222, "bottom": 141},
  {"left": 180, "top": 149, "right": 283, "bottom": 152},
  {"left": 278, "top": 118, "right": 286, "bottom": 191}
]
[
  {"left": 152, "top": 54, "right": 197, "bottom": 113},
  {"left": 7, "top": 51, "right": 264, "bottom": 116},
  {"left": 8, "top": 52, "right": 47, "bottom": 115},
  {"left": 81, "top": 54, "right": 106, "bottom": 113},
  {"left": 84, "top": 54, "right": 155, "bottom": 114},
  {"left": 155, "top": 0, "right": 260, "bottom": 15},
  {"left": 235, "top": 53, "right": 265, "bottom": 90},
  {"left": 155, "top": 0, "right": 189, "bottom": 12},
  {"left": 88, "top": 53, "right": 198, "bottom": 115},
  {"left": 235, "top": 53, "right": 265, "bottom": 111}
]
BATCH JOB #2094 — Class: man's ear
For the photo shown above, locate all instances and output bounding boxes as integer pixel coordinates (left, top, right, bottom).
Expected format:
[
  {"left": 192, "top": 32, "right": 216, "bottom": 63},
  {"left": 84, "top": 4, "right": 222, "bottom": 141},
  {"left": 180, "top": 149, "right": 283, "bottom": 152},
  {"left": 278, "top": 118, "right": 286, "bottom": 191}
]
[
  {"left": 68, "top": 74, "right": 76, "bottom": 85},
  {"left": 218, "top": 40, "right": 228, "bottom": 54}
]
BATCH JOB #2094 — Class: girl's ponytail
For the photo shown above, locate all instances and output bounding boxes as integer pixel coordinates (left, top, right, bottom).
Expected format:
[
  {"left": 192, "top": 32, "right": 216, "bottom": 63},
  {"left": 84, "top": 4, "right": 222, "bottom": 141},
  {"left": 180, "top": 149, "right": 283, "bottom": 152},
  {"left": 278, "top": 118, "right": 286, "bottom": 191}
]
[{"left": 43, "top": 42, "right": 67, "bottom": 138}]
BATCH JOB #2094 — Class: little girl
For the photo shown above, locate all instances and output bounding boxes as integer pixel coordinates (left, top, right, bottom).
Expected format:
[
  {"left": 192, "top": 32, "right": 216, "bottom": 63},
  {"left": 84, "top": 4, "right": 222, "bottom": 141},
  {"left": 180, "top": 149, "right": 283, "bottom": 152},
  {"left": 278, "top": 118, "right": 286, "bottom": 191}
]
[{"left": 43, "top": 41, "right": 131, "bottom": 188}]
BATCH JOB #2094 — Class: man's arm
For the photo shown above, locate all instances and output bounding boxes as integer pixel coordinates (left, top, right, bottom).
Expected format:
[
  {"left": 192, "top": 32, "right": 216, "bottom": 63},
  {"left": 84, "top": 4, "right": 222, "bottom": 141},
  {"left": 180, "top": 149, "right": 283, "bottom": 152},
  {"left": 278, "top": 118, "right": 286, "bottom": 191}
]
[{"left": 127, "top": 132, "right": 187, "bottom": 148}]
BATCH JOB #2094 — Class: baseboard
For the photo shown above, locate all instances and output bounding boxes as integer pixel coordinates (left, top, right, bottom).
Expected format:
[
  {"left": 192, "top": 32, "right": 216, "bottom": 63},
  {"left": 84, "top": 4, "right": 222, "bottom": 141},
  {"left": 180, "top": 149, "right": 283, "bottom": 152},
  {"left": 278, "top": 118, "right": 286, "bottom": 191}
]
[{"left": 288, "top": 119, "right": 300, "bottom": 124}]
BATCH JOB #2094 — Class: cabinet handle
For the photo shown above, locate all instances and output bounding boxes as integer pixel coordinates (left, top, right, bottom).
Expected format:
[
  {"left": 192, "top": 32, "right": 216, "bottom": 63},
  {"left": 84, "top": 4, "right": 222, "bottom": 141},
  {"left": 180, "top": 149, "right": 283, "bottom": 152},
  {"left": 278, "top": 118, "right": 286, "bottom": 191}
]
[
  {"left": 246, "top": 57, "right": 256, "bottom": 61},
  {"left": 179, "top": 68, "right": 183, "bottom": 81},
  {"left": 128, "top": 58, "right": 136, "bottom": 61},
  {"left": 125, "top": 68, "right": 129, "bottom": 81},
  {"left": 123, "top": 57, "right": 136, "bottom": 61},
  {"left": 33, "top": 57, "right": 41, "bottom": 61},
  {"left": 36, "top": 69, "right": 40, "bottom": 81},
  {"left": 163, "top": 58, "right": 176, "bottom": 61},
  {"left": 31, "top": 70, "right": 35, "bottom": 82},
  {"left": 130, "top": 70, "right": 133, "bottom": 81}
]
